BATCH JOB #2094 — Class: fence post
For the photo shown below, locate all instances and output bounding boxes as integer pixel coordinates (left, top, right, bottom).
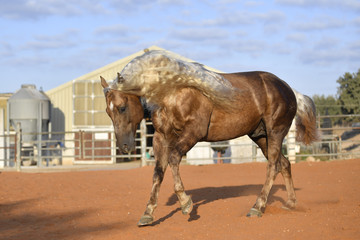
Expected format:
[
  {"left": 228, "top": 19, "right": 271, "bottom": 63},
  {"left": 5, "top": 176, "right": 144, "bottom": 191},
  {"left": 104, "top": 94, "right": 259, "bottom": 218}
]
[
  {"left": 287, "top": 121, "right": 296, "bottom": 164},
  {"left": 16, "top": 122, "right": 21, "bottom": 172},
  {"left": 252, "top": 142, "right": 257, "bottom": 162},
  {"left": 339, "top": 136, "right": 342, "bottom": 159},
  {"left": 37, "top": 101, "right": 43, "bottom": 167},
  {"left": 0, "top": 108, "right": 4, "bottom": 168},
  {"left": 80, "top": 130, "right": 84, "bottom": 160},
  {"left": 140, "top": 119, "right": 147, "bottom": 167}
]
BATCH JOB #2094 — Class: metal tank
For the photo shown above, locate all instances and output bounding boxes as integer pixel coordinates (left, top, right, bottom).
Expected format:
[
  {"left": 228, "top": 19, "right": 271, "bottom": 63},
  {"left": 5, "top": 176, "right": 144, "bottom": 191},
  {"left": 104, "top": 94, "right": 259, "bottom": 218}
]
[
  {"left": 8, "top": 84, "right": 50, "bottom": 142},
  {"left": 8, "top": 84, "right": 51, "bottom": 165}
]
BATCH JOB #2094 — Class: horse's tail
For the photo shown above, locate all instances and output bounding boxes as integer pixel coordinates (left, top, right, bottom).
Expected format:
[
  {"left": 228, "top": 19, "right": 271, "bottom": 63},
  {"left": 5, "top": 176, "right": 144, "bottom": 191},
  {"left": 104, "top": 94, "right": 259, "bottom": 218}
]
[{"left": 293, "top": 90, "right": 320, "bottom": 145}]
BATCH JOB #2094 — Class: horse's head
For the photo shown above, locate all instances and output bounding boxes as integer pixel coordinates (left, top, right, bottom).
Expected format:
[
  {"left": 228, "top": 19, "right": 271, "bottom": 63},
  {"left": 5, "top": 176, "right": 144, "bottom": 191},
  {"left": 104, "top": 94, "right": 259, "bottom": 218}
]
[{"left": 101, "top": 76, "right": 144, "bottom": 154}]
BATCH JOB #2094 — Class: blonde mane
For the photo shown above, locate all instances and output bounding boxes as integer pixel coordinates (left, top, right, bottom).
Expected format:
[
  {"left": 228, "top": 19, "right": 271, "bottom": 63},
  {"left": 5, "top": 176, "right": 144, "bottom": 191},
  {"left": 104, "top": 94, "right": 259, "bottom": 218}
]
[{"left": 110, "top": 50, "right": 237, "bottom": 108}]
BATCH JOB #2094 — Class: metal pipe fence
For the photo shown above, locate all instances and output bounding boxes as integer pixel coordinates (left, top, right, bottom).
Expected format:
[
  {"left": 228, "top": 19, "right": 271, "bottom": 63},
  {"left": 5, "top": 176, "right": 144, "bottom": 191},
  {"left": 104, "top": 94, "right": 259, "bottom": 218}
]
[{"left": 1, "top": 115, "right": 359, "bottom": 170}]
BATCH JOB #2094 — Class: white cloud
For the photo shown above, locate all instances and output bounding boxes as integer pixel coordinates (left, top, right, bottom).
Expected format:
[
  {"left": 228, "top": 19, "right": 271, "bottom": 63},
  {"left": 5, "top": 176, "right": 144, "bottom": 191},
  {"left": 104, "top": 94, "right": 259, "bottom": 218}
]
[
  {"left": 175, "top": 10, "right": 285, "bottom": 28},
  {"left": 107, "top": 0, "right": 187, "bottom": 14},
  {"left": 354, "top": 17, "right": 360, "bottom": 27},
  {"left": 170, "top": 28, "right": 228, "bottom": 42},
  {"left": 314, "top": 37, "right": 339, "bottom": 50},
  {"left": 300, "top": 47, "right": 360, "bottom": 65},
  {"left": 183, "top": 49, "right": 232, "bottom": 64},
  {"left": 244, "top": 1, "right": 265, "bottom": 7},
  {"left": 199, "top": 14, "right": 253, "bottom": 27},
  {"left": 271, "top": 43, "right": 292, "bottom": 55},
  {"left": 349, "top": 41, "right": 360, "bottom": 50},
  {"left": 0, "top": 0, "right": 188, "bottom": 20},
  {"left": 276, "top": 0, "right": 360, "bottom": 11},
  {"left": 0, "top": 0, "right": 106, "bottom": 20},
  {"left": 157, "top": 0, "right": 186, "bottom": 4},
  {"left": 23, "top": 41, "right": 77, "bottom": 51},
  {"left": 219, "top": 39, "right": 268, "bottom": 57},
  {"left": 258, "top": 11, "right": 286, "bottom": 23},
  {"left": 22, "top": 30, "right": 80, "bottom": 51},
  {"left": 94, "top": 24, "right": 129, "bottom": 36},
  {"left": 0, "top": 42, "right": 14, "bottom": 58},
  {"left": 293, "top": 16, "right": 345, "bottom": 31},
  {"left": 286, "top": 33, "right": 307, "bottom": 44},
  {"left": 5, "top": 55, "right": 51, "bottom": 66}
]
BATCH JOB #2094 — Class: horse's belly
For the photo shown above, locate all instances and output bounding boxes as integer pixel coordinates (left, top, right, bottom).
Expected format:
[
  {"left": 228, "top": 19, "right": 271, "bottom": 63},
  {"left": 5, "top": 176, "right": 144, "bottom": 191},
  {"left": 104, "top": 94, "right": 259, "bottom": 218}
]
[{"left": 205, "top": 113, "right": 260, "bottom": 141}]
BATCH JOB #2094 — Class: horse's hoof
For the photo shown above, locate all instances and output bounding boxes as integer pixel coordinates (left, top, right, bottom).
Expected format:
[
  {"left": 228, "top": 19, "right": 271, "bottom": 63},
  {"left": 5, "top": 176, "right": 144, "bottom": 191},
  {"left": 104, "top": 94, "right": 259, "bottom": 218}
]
[
  {"left": 283, "top": 200, "right": 297, "bottom": 210},
  {"left": 181, "top": 197, "right": 193, "bottom": 215},
  {"left": 282, "top": 205, "right": 296, "bottom": 211},
  {"left": 246, "top": 208, "right": 262, "bottom": 217},
  {"left": 137, "top": 214, "right": 154, "bottom": 227}
]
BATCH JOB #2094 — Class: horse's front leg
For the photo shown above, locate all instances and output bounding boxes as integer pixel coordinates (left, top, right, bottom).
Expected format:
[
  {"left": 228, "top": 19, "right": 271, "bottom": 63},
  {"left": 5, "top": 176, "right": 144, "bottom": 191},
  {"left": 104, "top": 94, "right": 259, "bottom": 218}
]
[
  {"left": 169, "top": 150, "right": 193, "bottom": 215},
  {"left": 138, "top": 132, "right": 169, "bottom": 226},
  {"left": 167, "top": 130, "right": 203, "bottom": 216}
]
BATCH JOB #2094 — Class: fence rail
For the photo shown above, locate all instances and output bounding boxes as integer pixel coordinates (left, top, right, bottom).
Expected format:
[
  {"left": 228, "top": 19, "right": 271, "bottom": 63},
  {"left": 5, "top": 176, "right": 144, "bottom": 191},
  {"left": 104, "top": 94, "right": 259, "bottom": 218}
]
[{"left": 0, "top": 115, "right": 359, "bottom": 170}]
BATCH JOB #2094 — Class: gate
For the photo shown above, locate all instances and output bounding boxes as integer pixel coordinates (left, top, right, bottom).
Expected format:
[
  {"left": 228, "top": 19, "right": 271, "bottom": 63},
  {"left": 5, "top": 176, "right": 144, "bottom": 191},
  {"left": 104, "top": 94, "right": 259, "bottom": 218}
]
[{"left": 74, "top": 131, "right": 112, "bottom": 163}]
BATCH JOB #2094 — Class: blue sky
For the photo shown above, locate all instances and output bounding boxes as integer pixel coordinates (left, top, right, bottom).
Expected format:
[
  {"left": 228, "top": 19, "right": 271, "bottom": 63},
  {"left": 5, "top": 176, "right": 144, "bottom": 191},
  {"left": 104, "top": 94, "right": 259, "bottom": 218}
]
[{"left": 0, "top": 0, "right": 359, "bottom": 97}]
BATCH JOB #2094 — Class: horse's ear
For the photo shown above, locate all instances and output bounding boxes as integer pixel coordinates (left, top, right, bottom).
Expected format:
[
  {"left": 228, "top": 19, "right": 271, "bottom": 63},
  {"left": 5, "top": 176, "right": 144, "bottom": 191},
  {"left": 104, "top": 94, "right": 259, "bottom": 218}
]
[
  {"left": 100, "top": 76, "right": 109, "bottom": 88},
  {"left": 117, "top": 72, "right": 125, "bottom": 83}
]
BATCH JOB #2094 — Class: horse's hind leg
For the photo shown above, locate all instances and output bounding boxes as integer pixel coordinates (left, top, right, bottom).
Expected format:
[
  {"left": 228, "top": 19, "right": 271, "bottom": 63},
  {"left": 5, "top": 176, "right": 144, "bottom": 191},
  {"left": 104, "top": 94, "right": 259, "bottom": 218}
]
[
  {"left": 279, "top": 154, "right": 297, "bottom": 209},
  {"left": 250, "top": 135, "right": 296, "bottom": 212},
  {"left": 138, "top": 132, "right": 169, "bottom": 226},
  {"left": 247, "top": 134, "right": 281, "bottom": 217},
  {"left": 248, "top": 122, "right": 298, "bottom": 217}
]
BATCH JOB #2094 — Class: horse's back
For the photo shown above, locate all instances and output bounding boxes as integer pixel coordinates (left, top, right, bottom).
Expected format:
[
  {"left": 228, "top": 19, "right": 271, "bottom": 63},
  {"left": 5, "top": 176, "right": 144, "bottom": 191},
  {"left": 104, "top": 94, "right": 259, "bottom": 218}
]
[
  {"left": 221, "top": 71, "right": 291, "bottom": 92},
  {"left": 221, "top": 71, "right": 296, "bottom": 109},
  {"left": 206, "top": 71, "right": 297, "bottom": 140}
]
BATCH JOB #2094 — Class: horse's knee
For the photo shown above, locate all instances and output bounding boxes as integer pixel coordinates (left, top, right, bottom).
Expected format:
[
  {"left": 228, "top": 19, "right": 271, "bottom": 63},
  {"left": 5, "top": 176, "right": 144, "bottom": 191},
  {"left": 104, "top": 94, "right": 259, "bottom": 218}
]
[
  {"left": 174, "top": 182, "right": 184, "bottom": 193},
  {"left": 154, "top": 164, "right": 165, "bottom": 179},
  {"left": 274, "top": 155, "right": 292, "bottom": 174},
  {"left": 280, "top": 157, "right": 292, "bottom": 176}
]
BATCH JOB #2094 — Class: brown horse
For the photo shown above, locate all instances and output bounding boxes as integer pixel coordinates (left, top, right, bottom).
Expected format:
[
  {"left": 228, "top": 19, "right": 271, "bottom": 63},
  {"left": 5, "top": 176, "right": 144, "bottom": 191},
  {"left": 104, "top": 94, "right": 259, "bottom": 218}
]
[{"left": 100, "top": 51, "right": 318, "bottom": 226}]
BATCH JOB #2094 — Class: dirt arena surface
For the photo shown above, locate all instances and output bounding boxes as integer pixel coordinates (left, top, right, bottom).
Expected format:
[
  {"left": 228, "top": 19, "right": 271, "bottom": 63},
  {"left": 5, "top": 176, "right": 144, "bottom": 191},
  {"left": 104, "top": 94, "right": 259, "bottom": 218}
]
[{"left": 1, "top": 159, "right": 359, "bottom": 240}]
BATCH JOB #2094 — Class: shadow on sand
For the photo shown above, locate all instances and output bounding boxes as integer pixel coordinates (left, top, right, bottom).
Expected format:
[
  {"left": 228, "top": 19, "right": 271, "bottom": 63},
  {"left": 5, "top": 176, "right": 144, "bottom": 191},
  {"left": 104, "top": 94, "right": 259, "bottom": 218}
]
[
  {"left": 0, "top": 198, "right": 127, "bottom": 240},
  {"left": 150, "top": 184, "right": 300, "bottom": 226}
]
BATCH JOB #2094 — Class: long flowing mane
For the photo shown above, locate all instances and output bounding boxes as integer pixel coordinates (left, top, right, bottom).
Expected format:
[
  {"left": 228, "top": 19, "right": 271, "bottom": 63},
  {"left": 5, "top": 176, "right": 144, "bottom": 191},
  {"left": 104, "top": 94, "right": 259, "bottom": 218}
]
[{"left": 110, "top": 50, "right": 237, "bottom": 108}]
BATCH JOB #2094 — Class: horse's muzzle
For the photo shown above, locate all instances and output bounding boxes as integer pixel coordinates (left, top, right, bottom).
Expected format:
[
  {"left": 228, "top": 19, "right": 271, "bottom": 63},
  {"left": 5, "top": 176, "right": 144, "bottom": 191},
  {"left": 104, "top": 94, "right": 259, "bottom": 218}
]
[
  {"left": 120, "top": 143, "right": 135, "bottom": 154},
  {"left": 121, "top": 144, "right": 130, "bottom": 154}
]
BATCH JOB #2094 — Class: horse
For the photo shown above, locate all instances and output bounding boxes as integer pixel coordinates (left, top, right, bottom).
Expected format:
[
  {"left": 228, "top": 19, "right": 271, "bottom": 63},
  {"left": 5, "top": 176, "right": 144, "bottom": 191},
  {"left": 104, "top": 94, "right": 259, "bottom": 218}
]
[{"left": 100, "top": 50, "right": 319, "bottom": 226}]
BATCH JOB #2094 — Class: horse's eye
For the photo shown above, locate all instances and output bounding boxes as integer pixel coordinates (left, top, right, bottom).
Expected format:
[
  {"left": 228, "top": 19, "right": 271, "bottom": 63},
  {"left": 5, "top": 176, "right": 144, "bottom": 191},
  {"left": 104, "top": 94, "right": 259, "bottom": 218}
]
[{"left": 118, "top": 106, "right": 126, "bottom": 113}]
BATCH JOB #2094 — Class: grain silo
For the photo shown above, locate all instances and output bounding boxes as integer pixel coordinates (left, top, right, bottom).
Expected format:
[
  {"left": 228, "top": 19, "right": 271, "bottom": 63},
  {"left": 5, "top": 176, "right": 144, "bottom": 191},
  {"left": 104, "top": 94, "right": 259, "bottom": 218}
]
[{"left": 8, "top": 84, "right": 51, "bottom": 165}]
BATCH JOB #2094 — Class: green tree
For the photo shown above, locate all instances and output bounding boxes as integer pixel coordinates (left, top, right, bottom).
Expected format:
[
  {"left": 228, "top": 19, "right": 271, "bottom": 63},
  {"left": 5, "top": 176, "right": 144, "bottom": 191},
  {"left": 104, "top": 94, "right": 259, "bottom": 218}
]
[
  {"left": 337, "top": 69, "right": 360, "bottom": 115},
  {"left": 313, "top": 94, "right": 341, "bottom": 126},
  {"left": 313, "top": 94, "right": 340, "bottom": 116}
]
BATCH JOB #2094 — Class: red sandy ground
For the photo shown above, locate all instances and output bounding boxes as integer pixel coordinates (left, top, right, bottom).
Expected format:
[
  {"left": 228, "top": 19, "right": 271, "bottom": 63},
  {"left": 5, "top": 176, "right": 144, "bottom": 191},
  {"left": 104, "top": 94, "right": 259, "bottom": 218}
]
[{"left": 0, "top": 159, "right": 359, "bottom": 240}]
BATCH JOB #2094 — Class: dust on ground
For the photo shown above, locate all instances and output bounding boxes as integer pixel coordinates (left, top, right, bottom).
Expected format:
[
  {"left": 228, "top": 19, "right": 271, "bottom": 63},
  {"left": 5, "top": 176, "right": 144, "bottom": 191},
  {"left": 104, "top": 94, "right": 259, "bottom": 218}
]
[{"left": 1, "top": 159, "right": 359, "bottom": 240}]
